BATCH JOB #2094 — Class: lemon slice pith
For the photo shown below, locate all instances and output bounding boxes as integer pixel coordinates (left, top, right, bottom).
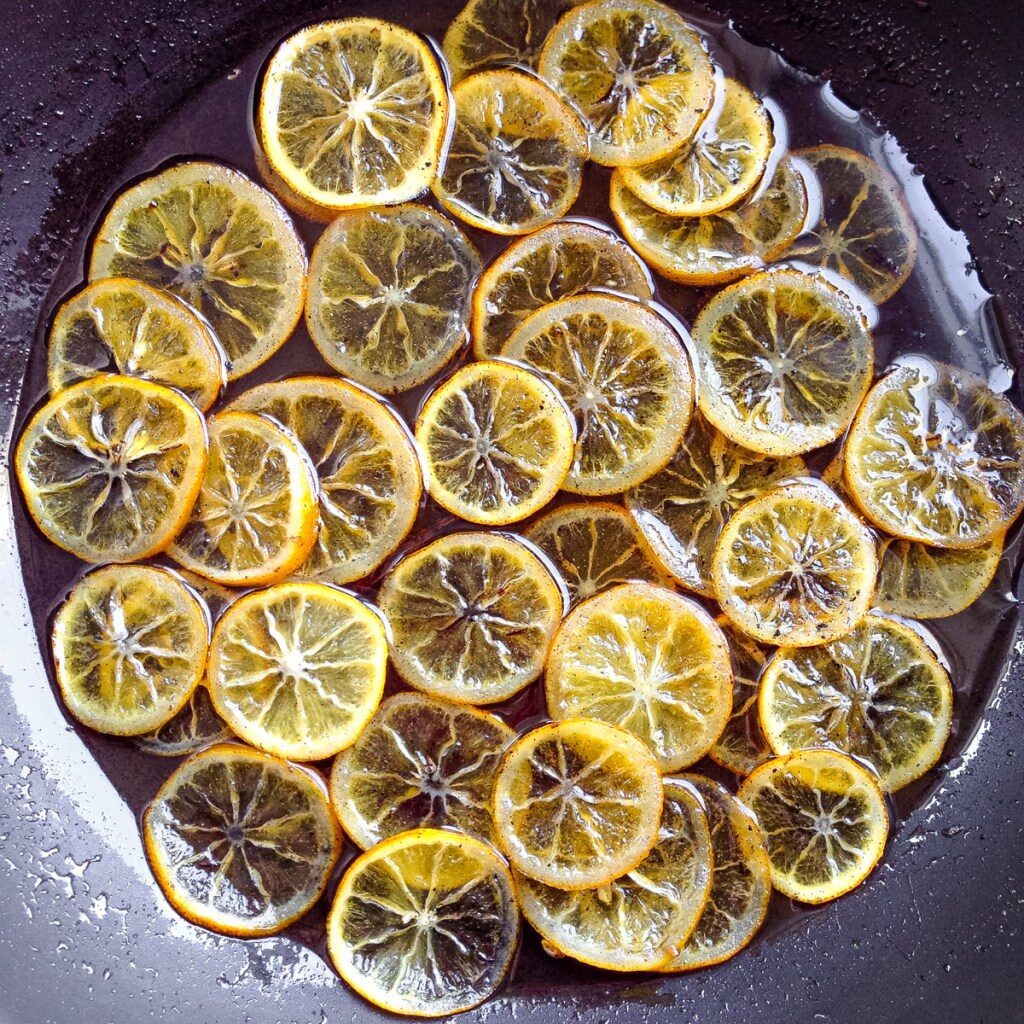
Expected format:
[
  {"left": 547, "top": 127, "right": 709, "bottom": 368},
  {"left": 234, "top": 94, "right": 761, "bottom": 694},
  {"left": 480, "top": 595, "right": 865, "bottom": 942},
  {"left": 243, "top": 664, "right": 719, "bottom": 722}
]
[{"left": 135, "top": 685, "right": 234, "bottom": 757}]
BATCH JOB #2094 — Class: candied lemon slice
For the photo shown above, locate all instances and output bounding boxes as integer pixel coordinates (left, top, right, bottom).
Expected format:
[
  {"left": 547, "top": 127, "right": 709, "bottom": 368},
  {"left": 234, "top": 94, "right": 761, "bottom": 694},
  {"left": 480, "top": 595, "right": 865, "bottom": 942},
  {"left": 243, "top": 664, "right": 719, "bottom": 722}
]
[
  {"left": 47, "top": 278, "right": 225, "bottom": 411},
  {"left": 330, "top": 692, "right": 515, "bottom": 849},
  {"left": 738, "top": 748, "right": 889, "bottom": 904},
  {"left": 539, "top": 0, "right": 714, "bottom": 167},
  {"left": 16, "top": 376, "right": 207, "bottom": 563},
  {"left": 516, "top": 778, "right": 712, "bottom": 970},
  {"left": 168, "top": 410, "right": 318, "bottom": 587},
  {"left": 208, "top": 582, "right": 387, "bottom": 761},
  {"left": 712, "top": 482, "right": 877, "bottom": 647},
  {"left": 472, "top": 220, "right": 653, "bottom": 359},
  {"left": 306, "top": 204, "right": 481, "bottom": 393},
  {"left": 493, "top": 718, "right": 663, "bottom": 889},
  {"left": 503, "top": 293, "right": 694, "bottom": 494},
  {"left": 229, "top": 377, "right": 421, "bottom": 585},
  {"left": 845, "top": 360, "right": 1024, "bottom": 548},
  {"left": 52, "top": 564, "right": 208, "bottom": 736},
  {"left": 760, "top": 614, "right": 954, "bottom": 792},
  {"left": 626, "top": 413, "right": 806, "bottom": 597},
  {"left": 433, "top": 69, "right": 588, "bottom": 235},
  {"left": 620, "top": 78, "right": 773, "bottom": 216},
  {"left": 257, "top": 19, "right": 449, "bottom": 216},
  {"left": 692, "top": 267, "right": 873, "bottom": 456},
  {"left": 327, "top": 828, "right": 519, "bottom": 1017},
  {"left": 546, "top": 582, "right": 732, "bottom": 770},
  {"left": 143, "top": 743, "right": 341, "bottom": 936},
  {"left": 415, "top": 361, "right": 575, "bottom": 525},
  {"left": 378, "top": 531, "right": 564, "bottom": 704},
  {"left": 787, "top": 145, "right": 918, "bottom": 304},
  {"left": 135, "top": 685, "right": 234, "bottom": 758},
  {"left": 661, "top": 775, "right": 771, "bottom": 970},
  {"left": 88, "top": 162, "right": 305, "bottom": 380},
  {"left": 525, "top": 500, "right": 668, "bottom": 605}
]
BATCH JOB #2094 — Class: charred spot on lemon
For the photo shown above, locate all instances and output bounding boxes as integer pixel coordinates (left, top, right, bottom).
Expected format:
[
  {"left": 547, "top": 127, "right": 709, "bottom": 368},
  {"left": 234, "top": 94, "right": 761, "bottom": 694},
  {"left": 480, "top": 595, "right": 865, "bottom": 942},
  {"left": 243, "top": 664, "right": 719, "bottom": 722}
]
[
  {"left": 415, "top": 361, "right": 575, "bottom": 525},
  {"left": 492, "top": 718, "right": 663, "bottom": 889},
  {"left": 143, "top": 743, "right": 341, "bottom": 937},
  {"left": 208, "top": 582, "right": 387, "bottom": 761},
  {"left": 306, "top": 205, "right": 481, "bottom": 393},
  {"left": 88, "top": 162, "right": 306, "bottom": 380},
  {"left": 378, "top": 531, "right": 564, "bottom": 705},
  {"left": 327, "top": 828, "right": 519, "bottom": 1017},
  {"left": 16, "top": 376, "right": 207, "bottom": 564},
  {"left": 135, "top": 685, "right": 234, "bottom": 758},
  {"left": 546, "top": 583, "right": 733, "bottom": 770},
  {"left": 738, "top": 748, "right": 888, "bottom": 904},
  {"left": 257, "top": 19, "right": 448, "bottom": 215},
  {"left": 52, "top": 564, "right": 208, "bottom": 736},
  {"left": 515, "top": 778, "right": 712, "bottom": 971}
]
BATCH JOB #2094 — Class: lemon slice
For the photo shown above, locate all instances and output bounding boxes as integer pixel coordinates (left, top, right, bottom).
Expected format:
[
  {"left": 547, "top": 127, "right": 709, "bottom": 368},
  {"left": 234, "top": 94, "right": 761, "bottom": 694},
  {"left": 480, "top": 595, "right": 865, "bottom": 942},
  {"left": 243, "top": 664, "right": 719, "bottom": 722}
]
[
  {"left": 515, "top": 778, "right": 712, "bottom": 970},
  {"left": 330, "top": 692, "right": 515, "bottom": 849},
  {"left": 787, "top": 145, "right": 918, "bottom": 304},
  {"left": 143, "top": 743, "right": 341, "bottom": 936},
  {"left": 378, "top": 531, "right": 564, "bottom": 704},
  {"left": 229, "top": 377, "right": 421, "bottom": 585},
  {"left": 328, "top": 828, "right": 519, "bottom": 1016},
  {"left": 257, "top": 19, "right": 448, "bottom": 217},
  {"left": 626, "top": 413, "right": 806, "bottom": 597},
  {"left": 539, "top": 0, "right": 714, "bottom": 167},
  {"left": 135, "top": 685, "right": 234, "bottom": 757},
  {"left": 845, "top": 360, "right": 1024, "bottom": 548},
  {"left": 712, "top": 482, "right": 877, "bottom": 647},
  {"left": 472, "top": 220, "right": 654, "bottom": 359},
  {"left": 208, "top": 582, "right": 387, "bottom": 760},
  {"left": 433, "top": 69, "right": 588, "bottom": 235},
  {"left": 738, "top": 748, "right": 889, "bottom": 904},
  {"left": 525, "top": 501, "right": 668, "bottom": 606},
  {"left": 415, "top": 361, "right": 575, "bottom": 525},
  {"left": 493, "top": 718, "right": 663, "bottom": 889},
  {"left": 620, "top": 78, "right": 773, "bottom": 216},
  {"left": 51, "top": 564, "right": 208, "bottom": 736},
  {"left": 502, "top": 293, "right": 694, "bottom": 494},
  {"left": 306, "top": 204, "right": 481, "bottom": 393},
  {"left": 47, "top": 278, "right": 226, "bottom": 411},
  {"left": 168, "top": 410, "right": 318, "bottom": 587},
  {"left": 546, "top": 582, "right": 732, "bottom": 770},
  {"left": 760, "top": 614, "right": 954, "bottom": 792},
  {"left": 88, "top": 161, "right": 305, "bottom": 380},
  {"left": 661, "top": 775, "right": 771, "bottom": 970},
  {"left": 16, "top": 376, "right": 207, "bottom": 563}
]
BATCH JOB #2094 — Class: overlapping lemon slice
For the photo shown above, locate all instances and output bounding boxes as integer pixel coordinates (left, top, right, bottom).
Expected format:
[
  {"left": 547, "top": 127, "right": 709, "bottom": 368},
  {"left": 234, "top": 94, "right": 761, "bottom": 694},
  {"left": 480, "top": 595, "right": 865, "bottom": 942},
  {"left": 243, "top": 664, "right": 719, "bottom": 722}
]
[
  {"left": 546, "top": 583, "right": 732, "bottom": 770},
  {"left": 88, "top": 162, "right": 306, "bottom": 379},
  {"left": 378, "top": 531, "right": 564, "bottom": 704},
  {"left": 16, "top": 376, "right": 207, "bottom": 563},
  {"left": 52, "top": 564, "right": 208, "bottom": 736},
  {"left": 47, "top": 278, "right": 226, "bottom": 411},
  {"left": 502, "top": 293, "right": 694, "bottom": 494},
  {"left": 328, "top": 828, "right": 519, "bottom": 1017},
  {"left": 257, "top": 19, "right": 449, "bottom": 217},
  {"left": 472, "top": 220, "right": 653, "bottom": 359},
  {"left": 143, "top": 743, "right": 342, "bottom": 936},
  {"left": 208, "top": 582, "right": 387, "bottom": 761},
  {"left": 415, "top": 361, "right": 575, "bottom": 525},
  {"left": 738, "top": 748, "right": 889, "bottom": 904},
  {"left": 306, "top": 205, "right": 481, "bottom": 393},
  {"left": 229, "top": 377, "right": 421, "bottom": 585},
  {"left": 135, "top": 685, "right": 234, "bottom": 758},
  {"left": 516, "top": 778, "right": 712, "bottom": 970},
  {"left": 539, "top": 0, "right": 715, "bottom": 167}
]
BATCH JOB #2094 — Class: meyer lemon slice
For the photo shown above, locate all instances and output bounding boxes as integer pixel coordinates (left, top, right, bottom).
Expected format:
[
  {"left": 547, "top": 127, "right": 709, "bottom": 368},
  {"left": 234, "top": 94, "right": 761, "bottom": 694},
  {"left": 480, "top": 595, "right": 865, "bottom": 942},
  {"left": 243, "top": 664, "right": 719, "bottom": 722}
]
[
  {"left": 502, "top": 293, "right": 694, "bottom": 494},
  {"left": 492, "top": 718, "right": 663, "bottom": 889},
  {"left": 143, "top": 743, "right": 341, "bottom": 936},
  {"left": 327, "top": 828, "right": 519, "bottom": 1017},
  {"left": 88, "top": 161, "right": 305, "bottom": 380},
  {"left": 737, "top": 748, "right": 889, "bottom": 904},
  {"left": 135, "top": 685, "right": 234, "bottom": 758},
  {"left": 15, "top": 375, "right": 207, "bottom": 563}
]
